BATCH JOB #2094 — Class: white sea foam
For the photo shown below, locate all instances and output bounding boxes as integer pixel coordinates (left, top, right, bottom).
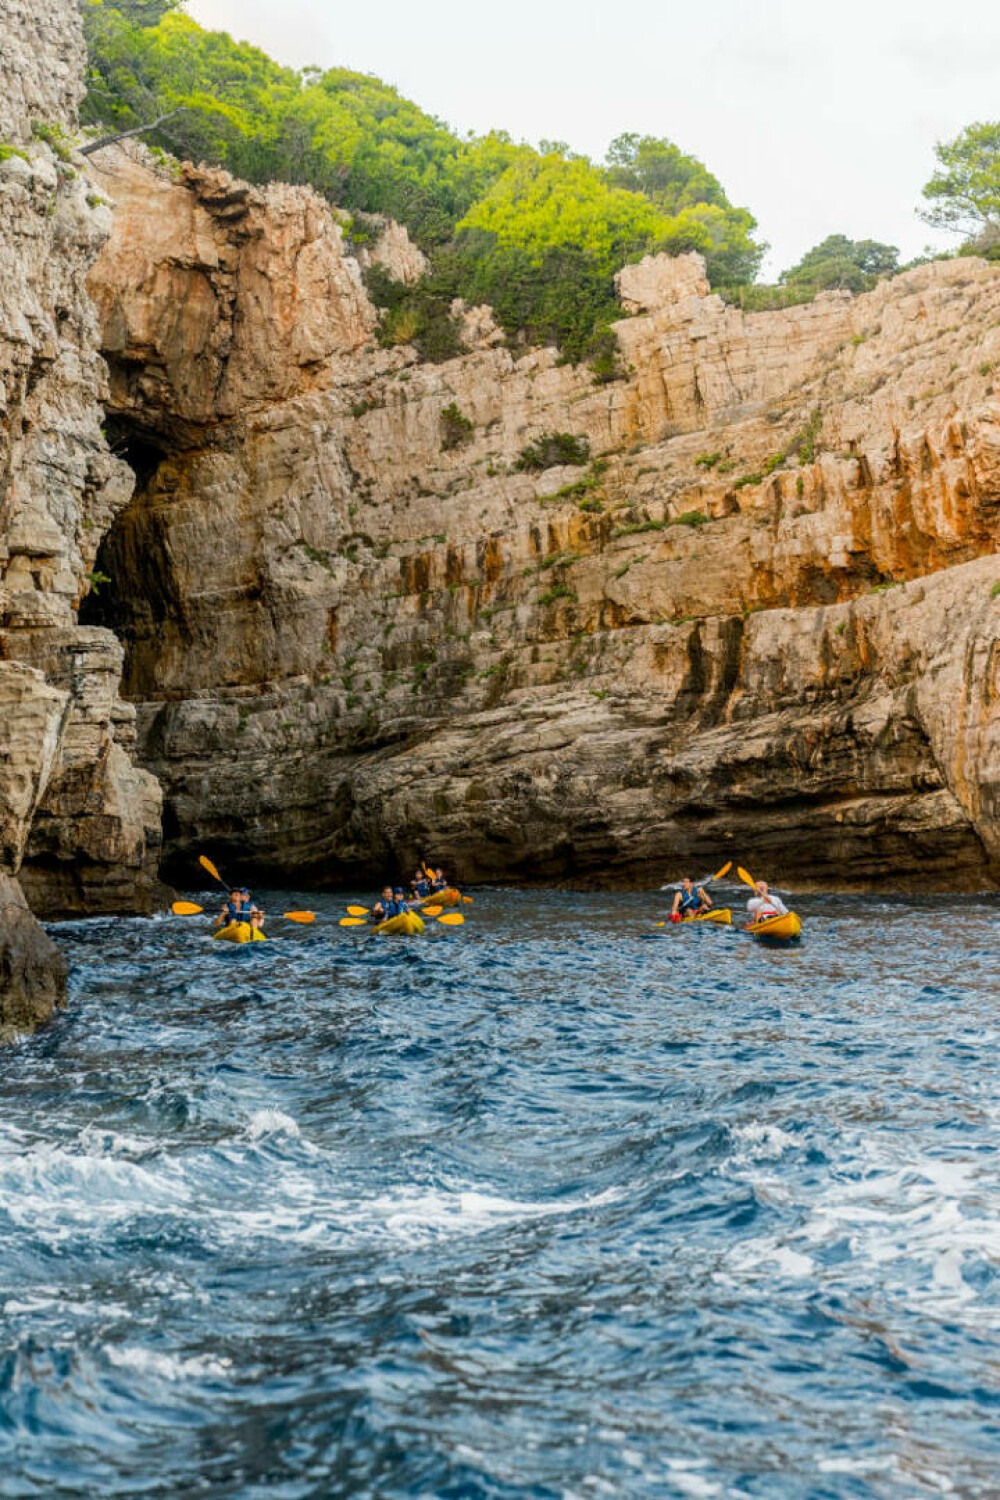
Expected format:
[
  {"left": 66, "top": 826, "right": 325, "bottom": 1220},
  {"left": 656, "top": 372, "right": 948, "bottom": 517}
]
[
  {"left": 245, "top": 1108, "right": 301, "bottom": 1141},
  {"left": 105, "top": 1345, "right": 232, "bottom": 1382},
  {"left": 719, "top": 1132, "right": 1000, "bottom": 1323},
  {"left": 0, "top": 1144, "right": 193, "bottom": 1244},
  {"left": 728, "top": 1121, "right": 797, "bottom": 1164},
  {"left": 664, "top": 1460, "right": 725, "bottom": 1498}
]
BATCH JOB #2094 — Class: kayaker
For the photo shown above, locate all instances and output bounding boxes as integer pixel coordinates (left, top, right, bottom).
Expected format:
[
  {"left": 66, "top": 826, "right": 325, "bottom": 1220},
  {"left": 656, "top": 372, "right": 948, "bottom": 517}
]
[
  {"left": 370, "top": 886, "right": 394, "bottom": 923},
  {"left": 747, "top": 881, "right": 789, "bottom": 923},
  {"left": 411, "top": 870, "right": 432, "bottom": 899},
  {"left": 670, "top": 877, "right": 712, "bottom": 923},
  {"left": 430, "top": 869, "right": 448, "bottom": 893},
  {"left": 217, "top": 889, "right": 246, "bottom": 928}
]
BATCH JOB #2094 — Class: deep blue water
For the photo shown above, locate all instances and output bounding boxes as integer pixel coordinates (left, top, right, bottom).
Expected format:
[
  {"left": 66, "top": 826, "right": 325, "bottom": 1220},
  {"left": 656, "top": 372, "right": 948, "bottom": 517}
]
[{"left": 2, "top": 887, "right": 1000, "bottom": 1498}]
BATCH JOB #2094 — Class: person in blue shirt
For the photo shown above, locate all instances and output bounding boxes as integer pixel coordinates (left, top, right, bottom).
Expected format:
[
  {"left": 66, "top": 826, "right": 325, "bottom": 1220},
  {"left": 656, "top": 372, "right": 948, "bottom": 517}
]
[
  {"left": 411, "top": 869, "right": 432, "bottom": 900},
  {"left": 218, "top": 889, "right": 246, "bottom": 928},
  {"left": 370, "top": 886, "right": 394, "bottom": 923},
  {"left": 670, "top": 876, "right": 712, "bottom": 923}
]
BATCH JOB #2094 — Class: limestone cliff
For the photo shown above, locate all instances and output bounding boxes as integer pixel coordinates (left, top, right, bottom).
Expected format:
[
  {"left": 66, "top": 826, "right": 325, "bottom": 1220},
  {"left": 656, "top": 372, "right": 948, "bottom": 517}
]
[
  {"left": 86, "top": 150, "right": 1000, "bottom": 891},
  {"left": 0, "top": 1, "right": 161, "bottom": 1030}
]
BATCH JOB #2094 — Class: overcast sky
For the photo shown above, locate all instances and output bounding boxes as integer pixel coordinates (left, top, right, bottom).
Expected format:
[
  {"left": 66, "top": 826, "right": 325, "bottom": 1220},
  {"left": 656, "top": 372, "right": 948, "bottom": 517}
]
[{"left": 186, "top": 0, "right": 999, "bottom": 276}]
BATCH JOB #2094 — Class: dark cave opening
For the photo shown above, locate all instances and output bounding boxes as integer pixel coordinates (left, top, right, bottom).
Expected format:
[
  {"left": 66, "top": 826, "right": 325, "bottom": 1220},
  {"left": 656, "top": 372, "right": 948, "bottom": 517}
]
[{"left": 79, "top": 415, "right": 170, "bottom": 686}]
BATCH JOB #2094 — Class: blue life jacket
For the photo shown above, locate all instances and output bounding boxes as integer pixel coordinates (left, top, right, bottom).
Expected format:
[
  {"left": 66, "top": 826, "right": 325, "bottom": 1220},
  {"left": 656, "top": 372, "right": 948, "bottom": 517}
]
[
  {"left": 413, "top": 880, "right": 430, "bottom": 898},
  {"left": 679, "top": 890, "right": 702, "bottom": 914},
  {"left": 225, "top": 900, "right": 244, "bottom": 925}
]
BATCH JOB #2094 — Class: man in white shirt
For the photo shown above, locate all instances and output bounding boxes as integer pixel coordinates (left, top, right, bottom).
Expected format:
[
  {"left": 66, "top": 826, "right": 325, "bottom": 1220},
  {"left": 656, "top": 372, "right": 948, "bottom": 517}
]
[{"left": 746, "top": 880, "right": 788, "bottom": 923}]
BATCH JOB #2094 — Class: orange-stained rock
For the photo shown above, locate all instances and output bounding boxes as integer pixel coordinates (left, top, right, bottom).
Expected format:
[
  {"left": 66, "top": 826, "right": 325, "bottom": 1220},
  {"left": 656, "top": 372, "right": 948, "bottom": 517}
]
[{"left": 84, "top": 151, "right": 1000, "bottom": 890}]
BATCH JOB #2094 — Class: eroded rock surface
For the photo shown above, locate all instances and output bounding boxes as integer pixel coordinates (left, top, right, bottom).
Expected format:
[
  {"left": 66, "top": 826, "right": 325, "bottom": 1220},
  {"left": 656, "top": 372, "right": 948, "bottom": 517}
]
[
  {"left": 0, "top": 0, "right": 162, "bottom": 1030},
  {"left": 86, "top": 152, "right": 1000, "bottom": 890}
]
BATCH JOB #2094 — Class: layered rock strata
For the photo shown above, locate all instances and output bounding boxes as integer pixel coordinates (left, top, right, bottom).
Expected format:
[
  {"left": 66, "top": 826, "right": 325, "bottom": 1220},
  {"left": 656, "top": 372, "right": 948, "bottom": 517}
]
[
  {"left": 0, "top": 1, "right": 161, "bottom": 1029},
  {"left": 86, "top": 150, "right": 1000, "bottom": 890}
]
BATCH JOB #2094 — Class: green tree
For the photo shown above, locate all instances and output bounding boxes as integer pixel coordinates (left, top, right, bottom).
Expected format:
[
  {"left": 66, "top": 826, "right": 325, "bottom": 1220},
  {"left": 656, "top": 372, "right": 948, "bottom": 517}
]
[
  {"left": 780, "top": 234, "right": 900, "bottom": 294},
  {"left": 921, "top": 122, "right": 1000, "bottom": 239},
  {"left": 457, "top": 153, "right": 676, "bottom": 266},
  {"left": 605, "top": 133, "right": 764, "bottom": 284}
]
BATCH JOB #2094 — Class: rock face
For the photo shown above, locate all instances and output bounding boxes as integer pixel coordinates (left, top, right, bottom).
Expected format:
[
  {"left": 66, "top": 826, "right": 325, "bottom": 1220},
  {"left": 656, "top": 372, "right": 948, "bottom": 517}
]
[
  {"left": 0, "top": 0, "right": 162, "bottom": 1030},
  {"left": 0, "top": 875, "right": 67, "bottom": 1039},
  {"left": 85, "top": 151, "right": 1000, "bottom": 891}
]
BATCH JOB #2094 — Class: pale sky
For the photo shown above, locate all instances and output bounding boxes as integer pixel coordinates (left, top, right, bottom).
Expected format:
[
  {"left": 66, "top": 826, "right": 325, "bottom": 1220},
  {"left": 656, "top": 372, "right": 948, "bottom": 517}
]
[{"left": 186, "top": 0, "right": 1000, "bottom": 277}]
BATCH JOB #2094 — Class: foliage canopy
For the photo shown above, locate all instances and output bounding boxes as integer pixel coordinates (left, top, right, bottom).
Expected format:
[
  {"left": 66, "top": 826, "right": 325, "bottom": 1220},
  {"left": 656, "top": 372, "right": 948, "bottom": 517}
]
[
  {"left": 779, "top": 235, "right": 900, "bottom": 295},
  {"left": 921, "top": 123, "right": 1000, "bottom": 238},
  {"left": 82, "top": 0, "right": 766, "bottom": 362}
]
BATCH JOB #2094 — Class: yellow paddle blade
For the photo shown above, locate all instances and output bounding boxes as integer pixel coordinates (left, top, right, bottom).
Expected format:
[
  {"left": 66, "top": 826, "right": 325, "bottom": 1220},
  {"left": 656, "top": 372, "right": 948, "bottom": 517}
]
[
  {"left": 462, "top": 895, "right": 474, "bottom": 904},
  {"left": 172, "top": 901, "right": 204, "bottom": 916},
  {"left": 422, "top": 905, "right": 443, "bottom": 917},
  {"left": 653, "top": 921, "right": 666, "bottom": 928},
  {"left": 340, "top": 917, "right": 369, "bottom": 927},
  {"left": 737, "top": 866, "right": 757, "bottom": 889},
  {"left": 200, "top": 855, "right": 224, "bottom": 886},
  {"left": 283, "top": 911, "right": 315, "bottom": 924},
  {"left": 712, "top": 861, "right": 733, "bottom": 881},
  {"left": 436, "top": 913, "right": 465, "bottom": 926},
  {"left": 346, "top": 905, "right": 370, "bottom": 917}
]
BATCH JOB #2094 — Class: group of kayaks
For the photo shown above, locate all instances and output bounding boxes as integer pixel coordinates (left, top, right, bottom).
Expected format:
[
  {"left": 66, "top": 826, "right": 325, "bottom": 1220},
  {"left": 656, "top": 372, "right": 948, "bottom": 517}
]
[{"left": 176, "top": 856, "right": 802, "bottom": 948}]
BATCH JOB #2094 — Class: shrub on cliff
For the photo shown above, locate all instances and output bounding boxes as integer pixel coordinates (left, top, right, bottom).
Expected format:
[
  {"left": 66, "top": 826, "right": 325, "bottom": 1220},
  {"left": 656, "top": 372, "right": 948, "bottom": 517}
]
[
  {"left": 364, "top": 265, "right": 465, "bottom": 364},
  {"left": 514, "top": 433, "right": 591, "bottom": 472},
  {"left": 440, "top": 402, "right": 474, "bottom": 451}
]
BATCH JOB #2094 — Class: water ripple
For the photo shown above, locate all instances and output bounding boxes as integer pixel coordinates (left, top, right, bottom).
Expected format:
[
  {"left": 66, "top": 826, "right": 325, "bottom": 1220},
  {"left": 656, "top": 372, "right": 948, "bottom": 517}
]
[{"left": 1, "top": 888, "right": 999, "bottom": 1496}]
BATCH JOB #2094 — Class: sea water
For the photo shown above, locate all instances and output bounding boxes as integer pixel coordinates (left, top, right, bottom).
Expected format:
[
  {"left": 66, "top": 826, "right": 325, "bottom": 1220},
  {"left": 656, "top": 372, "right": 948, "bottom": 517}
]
[{"left": 2, "top": 888, "right": 999, "bottom": 1497}]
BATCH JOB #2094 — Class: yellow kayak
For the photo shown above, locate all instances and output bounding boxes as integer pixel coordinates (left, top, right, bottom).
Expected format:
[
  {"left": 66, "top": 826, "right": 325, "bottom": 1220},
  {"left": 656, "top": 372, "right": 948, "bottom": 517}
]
[
  {"left": 745, "top": 911, "right": 802, "bottom": 943},
  {"left": 372, "top": 911, "right": 426, "bottom": 937},
  {"left": 683, "top": 908, "right": 732, "bottom": 926},
  {"left": 213, "top": 922, "right": 267, "bottom": 943},
  {"left": 419, "top": 888, "right": 462, "bottom": 908}
]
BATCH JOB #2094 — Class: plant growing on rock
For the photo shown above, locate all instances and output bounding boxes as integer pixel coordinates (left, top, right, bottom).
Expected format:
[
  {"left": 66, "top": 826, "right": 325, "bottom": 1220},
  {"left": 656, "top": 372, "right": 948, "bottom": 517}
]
[
  {"left": 440, "top": 401, "right": 474, "bottom": 451},
  {"left": 514, "top": 432, "right": 591, "bottom": 472}
]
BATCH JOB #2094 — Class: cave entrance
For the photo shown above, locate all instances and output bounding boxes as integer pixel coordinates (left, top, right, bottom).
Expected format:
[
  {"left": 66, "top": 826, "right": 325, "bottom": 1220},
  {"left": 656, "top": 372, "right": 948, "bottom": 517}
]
[{"left": 79, "top": 414, "right": 172, "bottom": 699}]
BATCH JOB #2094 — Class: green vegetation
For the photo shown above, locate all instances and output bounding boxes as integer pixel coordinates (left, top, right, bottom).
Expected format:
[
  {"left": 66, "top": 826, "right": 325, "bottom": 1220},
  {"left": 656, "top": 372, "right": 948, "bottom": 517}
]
[
  {"left": 440, "top": 401, "right": 474, "bottom": 451},
  {"left": 515, "top": 432, "right": 591, "bottom": 472},
  {"left": 778, "top": 235, "right": 900, "bottom": 295},
  {"left": 991, "top": 582, "right": 1000, "bottom": 599},
  {"left": 921, "top": 122, "right": 1000, "bottom": 259},
  {"left": 31, "top": 119, "right": 76, "bottom": 163},
  {"left": 363, "top": 264, "right": 464, "bottom": 363},
  {"left": 81, "top": 0, "right": 764, "bottom": 363},
  {"left": 90, "top": 2, "right": 987, "bottom": 363},
  {"left": 539, "top": 583, "right": 576, "bottom": 606},
  {"left": 720, "top": 236, "right": 901, "bottom": 312},
  {"left": 605, "top": 133, "right": 764, "bottom": 285}
]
